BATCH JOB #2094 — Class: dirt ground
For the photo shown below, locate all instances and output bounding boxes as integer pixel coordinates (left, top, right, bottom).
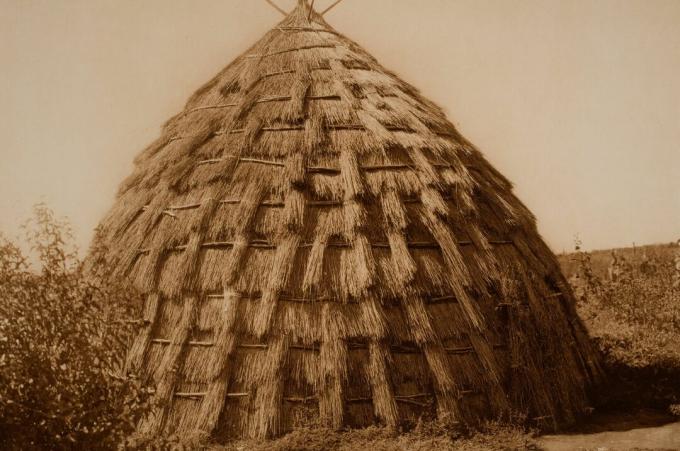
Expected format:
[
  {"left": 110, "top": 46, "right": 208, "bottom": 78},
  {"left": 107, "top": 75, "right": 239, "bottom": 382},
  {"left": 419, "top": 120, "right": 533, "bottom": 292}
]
[{"left": 539, "top": 409, "right": 680, "bottom": 451}]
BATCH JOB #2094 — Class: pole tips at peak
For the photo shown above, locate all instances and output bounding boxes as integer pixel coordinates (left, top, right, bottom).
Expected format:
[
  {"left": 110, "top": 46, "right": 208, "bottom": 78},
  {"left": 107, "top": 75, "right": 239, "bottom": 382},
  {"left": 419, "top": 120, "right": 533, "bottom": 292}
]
[{"left": 264, "top": 0, "right": 287, "bottom": 16}]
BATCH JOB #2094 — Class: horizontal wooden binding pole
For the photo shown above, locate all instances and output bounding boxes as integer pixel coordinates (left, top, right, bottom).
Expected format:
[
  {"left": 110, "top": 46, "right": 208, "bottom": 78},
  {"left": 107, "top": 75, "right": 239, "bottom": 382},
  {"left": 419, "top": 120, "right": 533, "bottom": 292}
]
[
  {"left": 405, "top": 241, "right": 442, "bottom": 249},
  {"left": 223, "top": 341, "right": 341, "bottom": 353},
  {"left": 138, "top": 236, "right": 511, "bottom": 254},
  {"left": 226, "top": 392, "right": 250, "bottom": 398},
  {"left": 263, "top": 68, "right": 297, "bottom": 78},
  {"left": 151, "top": 339, "right": 215, "bottom": 347},
  {"left": 327, "top": 124, "right": 365, "bottom": 131},
  {"left": 391, "top": 345, "right": 421, "bottom": 354},
  {"left": 428, "top": 295, "right": 457, "bottom": 304},
  {"left": 239, "top": 157, "right": 286, "bottom": 167},
  {"left": 283, "top": 396, "right": 317, "bottom": 403},
  {"left": 189, "top": 341, "right": 215, "bottom": 347},
  {"left": 362, "top": 164, "right": 412, "bottom": 172},
  {"left": 202, "top": 158, "right": 455, "bottom": 174},
  {"left": 260, "top": 200, "right": 285, "bottom": 207},
  {"left": 325, "top": 242, "right": 352, "bottom": 248},
  {"left": 310, "top": 94, "right": 342, "bottom": 101},
  {"left": 347, "top": 397, "right": 372, "bottom": 403},
  {"left": 235, "top": 344, "right": 330, "bottom": 353},
  {"left": 308, "top": 200, "right": 343, "bottom": 207},
  {"left": 116, "top": 319, "right": 150, "bottom": 326},
  {"left": 197, "top": 159, "right": 224, "bottom": 166},
  {"left": 238, "top": 344, "right": 268, "bottom": 350},
  {"left": 172, "top": 202, "right": 203, "bottom": 211},
  {"left": 198, "top": 291, "right": 464, "bottom": 308},
  {"left": 256, "top": 95, "right": 292, "bottom": 104},
  {"left": 384, "top": 125, "right": 415, "bottom": 132},
  {"left": 395, "top": 398, "right": 430, "bottom": 407},
  {"left": 262, "top": 125, "right": 305, "bottom": 132},
  {"left": 445, "top": 346, "right": 475, "bottom": 355},
  {"left": 278, "top": 296, "right": 338, "bottom": 303},
  {"left": 139, "top": 192, "right": 459, "bottom": 217},
  {"left": 203, "top": 292, "right": 359, "bottom": 305},
  {"left": 394, "top": 393, "right": 431, "bottom": 399},
  {"left": 220, "top": 199, "right": 241, "bottom": 205},
  {"left": 201, "top": 241, "right": 235, "bottom": 249},
  {"left": 277, "top": 27, "right": 340, "bottom": 36},
  {"left": 245, "top": 44, "right": 336, "bottom": 59},
  {"left": 174, "top": 392, "right": 207, "bottom": 399},
  {"left": 347, "top": 342, "right": 369, "bottom": 350},
  {"left": 249, "top": 241, "right": 278, "bottom": 249},
  {"left": 290, "top": 344, "right": 321, "bottom": 352},
  {"left": 200, "top": 292, "right": 460, "bottom": 307},
  {"left": 139, "top": 202, "right": 200, "bottom": 212},
  {"left": 362, "top": 163, "right": 453, "bottom": 172},
  {"left": 183, "top": 103, "right": 237, "bottom": 116},
  {"left": 307, "top": 166, "right": 341, "bottom": 175}
]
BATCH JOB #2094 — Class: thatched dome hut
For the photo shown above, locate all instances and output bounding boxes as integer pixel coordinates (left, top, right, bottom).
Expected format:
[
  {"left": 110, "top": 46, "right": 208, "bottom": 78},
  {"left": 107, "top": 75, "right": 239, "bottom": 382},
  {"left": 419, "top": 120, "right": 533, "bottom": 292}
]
[{"left": 97, "top": 0, "right": 602, "bottom": 440}]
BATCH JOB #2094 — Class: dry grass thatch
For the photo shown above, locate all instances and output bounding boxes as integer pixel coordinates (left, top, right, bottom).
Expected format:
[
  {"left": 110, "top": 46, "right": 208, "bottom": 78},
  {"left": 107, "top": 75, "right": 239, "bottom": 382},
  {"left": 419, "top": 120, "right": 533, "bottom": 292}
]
[{"left": 96, "top": 0, "right": 603, "bottom": 441}]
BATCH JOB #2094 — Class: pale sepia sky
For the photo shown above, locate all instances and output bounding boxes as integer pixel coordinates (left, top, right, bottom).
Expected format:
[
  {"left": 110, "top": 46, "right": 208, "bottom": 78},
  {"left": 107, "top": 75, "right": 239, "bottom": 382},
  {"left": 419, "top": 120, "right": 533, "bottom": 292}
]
[{"left": 1, "top": 0, "right": 678, "bottom": 253}]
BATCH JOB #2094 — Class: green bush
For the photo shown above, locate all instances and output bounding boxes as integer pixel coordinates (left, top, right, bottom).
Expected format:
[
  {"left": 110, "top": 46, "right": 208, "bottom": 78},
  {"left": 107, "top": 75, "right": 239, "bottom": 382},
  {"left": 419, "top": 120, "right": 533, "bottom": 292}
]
[
  {"left": 566, "top": 243, "right": 680, "bottom": 410},
  {"left": 0, "top": 205, "right": 152, "bottom": 450}
]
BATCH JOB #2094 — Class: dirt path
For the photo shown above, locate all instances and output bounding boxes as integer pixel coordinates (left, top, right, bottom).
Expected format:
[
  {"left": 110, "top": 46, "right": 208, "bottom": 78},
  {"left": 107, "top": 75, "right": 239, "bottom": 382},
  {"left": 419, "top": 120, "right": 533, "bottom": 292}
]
[
  {"left": 538, "top": 410, "right": 680, "bottom": 451},
  {"left": 539, "top": 422, "right": 680, "bottom": 450}
]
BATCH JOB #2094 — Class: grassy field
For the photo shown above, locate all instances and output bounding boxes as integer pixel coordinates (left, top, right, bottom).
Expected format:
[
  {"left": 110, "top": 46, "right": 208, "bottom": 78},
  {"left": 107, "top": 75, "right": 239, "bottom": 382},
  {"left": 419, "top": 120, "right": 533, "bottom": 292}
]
[
  {"left": 558, "top": 243, "right": 677, "bottom": 280},
  {"left": 211, "top": 422, "right": 540, "bottom": 451}
]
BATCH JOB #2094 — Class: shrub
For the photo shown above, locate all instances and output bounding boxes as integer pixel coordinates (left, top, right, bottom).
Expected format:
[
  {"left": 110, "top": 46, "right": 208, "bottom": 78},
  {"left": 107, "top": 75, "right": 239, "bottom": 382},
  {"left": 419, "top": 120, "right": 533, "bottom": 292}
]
[
  {"left": 566, "top": 243, "right": 680, "bottom": 409},
  {"left": 0, "top": 205, "right": 152, "bottom": 450}
]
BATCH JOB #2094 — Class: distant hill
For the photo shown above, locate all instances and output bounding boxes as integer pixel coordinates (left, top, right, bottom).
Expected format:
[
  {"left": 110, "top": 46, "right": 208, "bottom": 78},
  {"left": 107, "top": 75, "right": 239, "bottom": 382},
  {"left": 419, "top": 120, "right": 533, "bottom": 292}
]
[{"left": 557, "top": 242, "right": 677, "bottom": 279}]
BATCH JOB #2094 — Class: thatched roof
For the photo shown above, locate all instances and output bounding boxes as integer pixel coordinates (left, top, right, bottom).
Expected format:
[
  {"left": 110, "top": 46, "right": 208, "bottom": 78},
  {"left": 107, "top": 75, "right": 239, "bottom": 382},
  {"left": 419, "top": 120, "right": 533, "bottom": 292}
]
[{"left": 97, "top": 0, "right": 602, "bottom": 440}]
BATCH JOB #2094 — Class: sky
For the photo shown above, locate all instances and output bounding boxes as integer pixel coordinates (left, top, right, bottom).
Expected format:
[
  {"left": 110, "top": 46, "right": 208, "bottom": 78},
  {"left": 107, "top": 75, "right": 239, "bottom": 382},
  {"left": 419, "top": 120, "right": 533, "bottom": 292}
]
[{"left": 1, "top": 0, "right": 678, "bottom": 254}]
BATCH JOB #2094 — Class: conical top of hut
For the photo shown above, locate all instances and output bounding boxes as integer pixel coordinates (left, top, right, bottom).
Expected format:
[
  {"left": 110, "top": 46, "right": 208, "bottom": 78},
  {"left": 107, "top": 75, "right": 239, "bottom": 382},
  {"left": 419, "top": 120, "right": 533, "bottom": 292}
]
[{"left": 96, "top": 0, "right": 602, "bottom": 440}]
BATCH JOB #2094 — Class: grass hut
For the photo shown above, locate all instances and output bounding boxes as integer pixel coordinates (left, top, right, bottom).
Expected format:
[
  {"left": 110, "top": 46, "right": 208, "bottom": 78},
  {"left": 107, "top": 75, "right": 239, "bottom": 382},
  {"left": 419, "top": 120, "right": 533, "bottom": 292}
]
[{"left": 96, "top": 0, "right": 602, "bottom": 440}]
